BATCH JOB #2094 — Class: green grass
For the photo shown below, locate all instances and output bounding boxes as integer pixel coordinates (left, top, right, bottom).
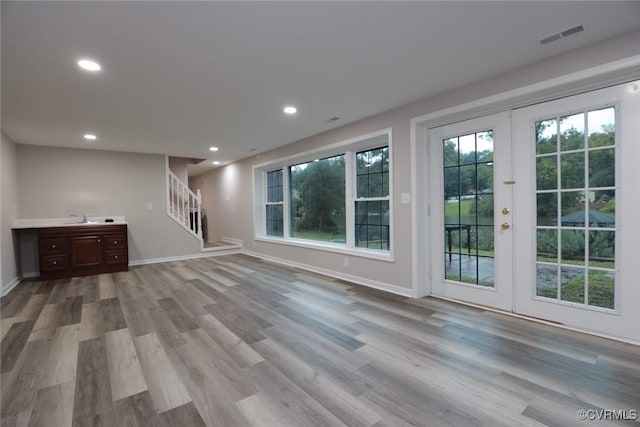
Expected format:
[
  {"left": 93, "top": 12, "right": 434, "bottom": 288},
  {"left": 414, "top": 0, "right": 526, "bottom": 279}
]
[
  {"left": 444, "top": 199, "right": 474, "bottom": 217},
  {"left": 536, "top": 256, "right": 614, "bottom": 269},
  {"left": 447, "top": 248, "right": 495, "bottom": 257},
  {"left": 292, "top": 230, "right": 346, "bottom": 243},
  {"left": 538, "top": 270, "right": 614, "bottom": 309}
]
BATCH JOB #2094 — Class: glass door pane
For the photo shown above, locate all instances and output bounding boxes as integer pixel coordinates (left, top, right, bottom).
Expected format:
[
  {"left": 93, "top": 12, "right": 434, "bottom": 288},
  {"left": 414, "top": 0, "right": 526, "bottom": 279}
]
[
  {"left": 443, "top": 131, "right": 495, "bottom": 287},
  {"left": 534, "top": 107, "right": 616, "bottom": 310}
]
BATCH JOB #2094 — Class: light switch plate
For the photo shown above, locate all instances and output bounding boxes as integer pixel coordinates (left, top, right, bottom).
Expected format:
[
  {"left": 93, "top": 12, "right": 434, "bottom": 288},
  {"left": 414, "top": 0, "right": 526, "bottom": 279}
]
[
  {"left": 146, "top": 203, "right": 153, "bottom": 210},
  {"left": 400, "top": 193, "right": 411, "bottom": 204}
]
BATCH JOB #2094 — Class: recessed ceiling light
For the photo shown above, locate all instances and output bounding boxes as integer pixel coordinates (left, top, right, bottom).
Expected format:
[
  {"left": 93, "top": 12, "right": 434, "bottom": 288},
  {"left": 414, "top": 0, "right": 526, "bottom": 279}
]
[
  {"left": 209, "top": 146, "right": 219, "bottom": 152},
  {"left": 77, "top": 59, "right": 101, "bottom": 72},
  {"left": 83, "top": 133, "right": 97, "bottom": 140},
  {"left": 283, "top": 106, "right": 297, "bottom": 115},
  {"left": 212, "top": 161, "right": 220, "bottom": 165}
]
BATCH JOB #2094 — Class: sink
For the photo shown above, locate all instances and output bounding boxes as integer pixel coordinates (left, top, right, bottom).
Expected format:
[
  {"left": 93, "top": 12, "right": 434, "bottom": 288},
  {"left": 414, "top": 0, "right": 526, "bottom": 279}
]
[{"left": 63, "top": 220, "right": 101, "bottom": 225}]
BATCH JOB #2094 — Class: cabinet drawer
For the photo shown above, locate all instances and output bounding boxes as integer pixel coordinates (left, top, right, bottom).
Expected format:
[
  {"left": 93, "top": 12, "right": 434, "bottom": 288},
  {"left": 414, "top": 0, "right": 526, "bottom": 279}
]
[
  {"left": 42, "top": 254, "right": 69, "bottom": 271},
  {"left": 105, "top": 250, "right": 127, "bottom": 265},
  {"left": 41, "top": 237, "right": 69, "bottom": 253},
  {"left": 105, "top": 235, "right": 126, "bottom": 249}
]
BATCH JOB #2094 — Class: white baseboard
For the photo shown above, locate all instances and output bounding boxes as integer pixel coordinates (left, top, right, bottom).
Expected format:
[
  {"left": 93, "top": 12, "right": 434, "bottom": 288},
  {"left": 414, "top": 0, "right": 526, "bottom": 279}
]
[
  {"left": 242, "top": 249, "right": 413, "bottom": 298},
  {"left": 222, "top": 236, "right": 243, "bottom": 245},
  {"left": 129, "top": 248, "right": 242, "bottom": 267},
  {"left": 2, "top": 276, "right": 22, "bottom": 297}
]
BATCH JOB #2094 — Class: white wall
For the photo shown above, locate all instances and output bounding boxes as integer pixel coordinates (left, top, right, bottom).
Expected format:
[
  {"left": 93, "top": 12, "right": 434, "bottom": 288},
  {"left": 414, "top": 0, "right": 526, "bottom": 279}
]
[
  {"left": 1, "top": 133, "right": 20, "bottom": 294},
  {"left": 192, "top": 29, "right": 640, "bottom": 295},
  {"left": 189, "top": 167, "right": 233, "bottom": 243},
  {"left": 16, "top": 145, "right": 202, "bottom": 274},
  {"left": 168, "top": 156, "right": 190, "bottom": 184}
]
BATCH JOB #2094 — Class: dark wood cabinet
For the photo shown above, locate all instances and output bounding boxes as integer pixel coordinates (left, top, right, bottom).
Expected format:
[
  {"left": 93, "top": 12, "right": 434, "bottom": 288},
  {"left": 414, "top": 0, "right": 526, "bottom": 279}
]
[
  {"left": 71, "top": 236, "right": 104, "bottom": 267},
  {"left": 38, "top": 224, "right": 128, "bottom": 279}
]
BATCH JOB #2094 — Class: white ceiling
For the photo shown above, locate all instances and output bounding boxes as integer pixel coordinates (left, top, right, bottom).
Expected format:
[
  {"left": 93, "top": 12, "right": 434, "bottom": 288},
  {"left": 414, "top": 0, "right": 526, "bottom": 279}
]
[{"left": 3, "top": 1, "right": 640, "bottom": 175}]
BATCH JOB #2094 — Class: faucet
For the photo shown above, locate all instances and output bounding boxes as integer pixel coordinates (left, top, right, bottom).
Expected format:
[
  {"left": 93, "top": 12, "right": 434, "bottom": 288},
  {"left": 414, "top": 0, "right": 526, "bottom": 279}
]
[{"left": 68, "top": 213, "right": 88, "bottom": 223}]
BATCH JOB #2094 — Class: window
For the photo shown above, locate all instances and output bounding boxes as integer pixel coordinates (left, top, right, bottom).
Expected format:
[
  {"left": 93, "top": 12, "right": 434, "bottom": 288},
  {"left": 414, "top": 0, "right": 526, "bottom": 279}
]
[
  {"left": 290, "top": 155, "right": 346, "bottom": 243},
  {"left": 265, "top": 169, "right": 283, "bottom": 236},
  {"left": 254, "top": 130, "right": 392, "bottom": 257},
  {"left": 355, "top": 147, "right": 389, "bottom": 250}
]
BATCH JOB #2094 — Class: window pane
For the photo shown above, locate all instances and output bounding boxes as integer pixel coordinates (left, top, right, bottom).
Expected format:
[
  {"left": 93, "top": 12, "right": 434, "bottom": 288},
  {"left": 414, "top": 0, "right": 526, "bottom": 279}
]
[
  {"left": 356, "top": 147, "right": 389, "bottom": 198},
  {"left": 589, "top": 230, "right": 615, "bottom": 269},
  {"left": 537, "top": 263, "right": 558, "bottom": 298},
  {"left": 588, "top": 191, "right": 615, "bottom": 228},
  {"left": 588, "top": 270, "right": 614, "bottom": 309},
  {"left": 445, "top": 197, "right": 461, "bottom": 225},
  {"left": 266, "top": 170, "right": 283, "bottom": 203},
  {"left": 444, "top": 167, "right": 459, "bottom": 198},
  {"left": 476, "top": 194, "right": 494, "bottom": 226},
  {"left": 477, "top": 131, "right": 493, "bottom": 162},
  {"left": 589, "top": 148, "right": 614, "bottom": 188},
  {"left": 290, "top": 156, "right": 346, "bottom": 243},
  {"left": 476, "top": 163, "right": 493, "bottom": 193},
  {"left": 537, "top": 193, "right": 557, "bottom": 226},
  {"left": 266, "top": 204, "right": 283, "bottom": 237},
  {"left": 459, "top": 134, "right": 476, "bottom": 164},
  {"left": 560, "top": 191, "right": 585, "bottom": 226},
  {"left": 459, "top": 165, "right": 476, "bottom": 196},
  {"left": 536, "top": 155, "right": 557, "bottom": 190},
  {"left": 355, "top": 201, "right": 389, "bottom": 251},
  {"left": 561, "top": 152, "right": 585, "bottom": 189},
  {"left": 588, "top": 108, "right": 615, "bottom": 148},
  {"left": 560, "top": 113, "right": 584, "bottom": 151},
  {"left": 537, "top": 229, "right": 557, "bottom": 263},
  {"left": 561, "top": 266, "right": 585, "bottom": 303},
  {"left": 561, "top": 229, "right": 585, "bottom": 266},
  {"left": 536, "top": 118, "right": 557, "bottom": 155},
  {"left": 444, "top": 138, "right": 459, "bottom": 167}
]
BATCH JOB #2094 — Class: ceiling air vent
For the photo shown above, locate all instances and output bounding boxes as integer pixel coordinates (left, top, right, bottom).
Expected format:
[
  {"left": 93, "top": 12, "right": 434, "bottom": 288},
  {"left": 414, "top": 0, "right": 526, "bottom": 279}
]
[{"left": 540, "top": 24, "right": 585, "bottom": 46}]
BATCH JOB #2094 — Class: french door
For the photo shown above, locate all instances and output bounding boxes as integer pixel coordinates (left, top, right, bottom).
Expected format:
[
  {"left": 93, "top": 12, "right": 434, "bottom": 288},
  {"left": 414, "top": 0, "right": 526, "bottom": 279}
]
[
  {"left": 428, "top": 83, "right": 640, "bottom": 342},
  {"left": 512, "top": 84, "right": 640, "bottom": 342},
  {"left": 429, "top": 112, "right": 514, "bottom": 311}
]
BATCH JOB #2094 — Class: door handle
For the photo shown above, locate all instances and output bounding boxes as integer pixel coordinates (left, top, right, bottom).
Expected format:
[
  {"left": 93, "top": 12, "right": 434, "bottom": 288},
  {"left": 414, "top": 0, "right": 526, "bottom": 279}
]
[
  {"left": 501, "top": 222, "right": 510, "bottom": 230},
  {"left": 501, "top": 208, "right": 510, "bottom": 215}
]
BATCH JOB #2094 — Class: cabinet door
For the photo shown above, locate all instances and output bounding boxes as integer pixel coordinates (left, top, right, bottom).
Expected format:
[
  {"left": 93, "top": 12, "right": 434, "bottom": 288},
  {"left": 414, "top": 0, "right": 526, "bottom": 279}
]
[{"left": 71, "top": 236, "right": 103, "bottom": 267}]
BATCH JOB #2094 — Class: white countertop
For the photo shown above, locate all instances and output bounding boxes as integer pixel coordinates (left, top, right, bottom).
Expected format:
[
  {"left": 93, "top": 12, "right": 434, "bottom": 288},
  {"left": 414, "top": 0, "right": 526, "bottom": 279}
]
[{"left": 12, "top": 216, "right": 127, "bottom": 229}]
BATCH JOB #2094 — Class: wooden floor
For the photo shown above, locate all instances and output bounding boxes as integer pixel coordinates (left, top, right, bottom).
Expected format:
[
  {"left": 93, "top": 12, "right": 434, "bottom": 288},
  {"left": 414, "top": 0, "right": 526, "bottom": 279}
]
[{"left": 1, "top": 254, "right": 638, "bottom": 427}]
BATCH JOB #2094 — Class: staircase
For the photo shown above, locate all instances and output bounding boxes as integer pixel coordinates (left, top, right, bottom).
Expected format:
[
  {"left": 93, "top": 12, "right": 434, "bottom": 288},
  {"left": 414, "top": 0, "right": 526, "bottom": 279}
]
[
  {"left": 165, "top": 157, "right": 243, "bottom": 255},
  {"left": 167, "top": 169, "right": 203, "bottom": 241}
]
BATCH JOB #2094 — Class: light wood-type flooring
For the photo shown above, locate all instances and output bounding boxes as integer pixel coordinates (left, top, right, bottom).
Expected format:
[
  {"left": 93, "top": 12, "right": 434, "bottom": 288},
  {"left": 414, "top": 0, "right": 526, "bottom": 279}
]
[{"left": 1, "top": 254, "right": 639, "bottom": 427}]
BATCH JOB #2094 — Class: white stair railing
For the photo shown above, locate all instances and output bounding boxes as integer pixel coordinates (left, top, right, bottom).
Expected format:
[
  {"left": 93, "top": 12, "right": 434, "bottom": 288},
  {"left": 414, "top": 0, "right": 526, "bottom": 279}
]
[{"left": 166, "top": 169, "right": 203, "bottom": 241}]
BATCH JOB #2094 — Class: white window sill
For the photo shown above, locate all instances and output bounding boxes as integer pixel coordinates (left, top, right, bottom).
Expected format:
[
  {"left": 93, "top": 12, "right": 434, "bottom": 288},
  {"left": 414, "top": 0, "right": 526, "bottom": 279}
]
[{"left": 254, "top": 236, "right": 394, "bottom": 263}]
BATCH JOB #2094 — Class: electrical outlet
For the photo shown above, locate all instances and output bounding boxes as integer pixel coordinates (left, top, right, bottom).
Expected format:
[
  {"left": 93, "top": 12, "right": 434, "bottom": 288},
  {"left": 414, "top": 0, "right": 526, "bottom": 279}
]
[{"left": 343, "top": 257, "right": 349, "bottom": 267}]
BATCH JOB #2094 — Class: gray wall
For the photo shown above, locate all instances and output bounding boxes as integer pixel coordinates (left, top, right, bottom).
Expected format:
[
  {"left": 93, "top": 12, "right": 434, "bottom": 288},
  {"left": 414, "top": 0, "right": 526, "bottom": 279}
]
[
  {"left": 16, "top": 145, "right": 202, "bottom": 272},
  {"left": 1, "top": 133, "right": 20, "bottom": 293},
  {"left": 192, "top": 29, "right": 640, "bottom": 294}
]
